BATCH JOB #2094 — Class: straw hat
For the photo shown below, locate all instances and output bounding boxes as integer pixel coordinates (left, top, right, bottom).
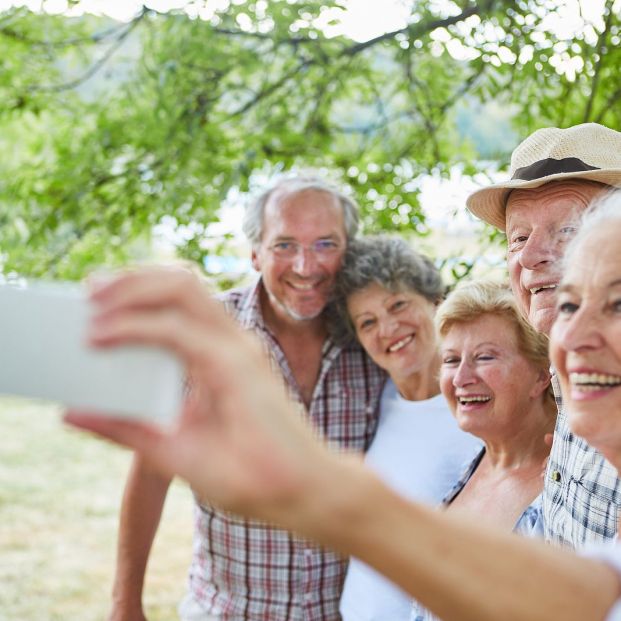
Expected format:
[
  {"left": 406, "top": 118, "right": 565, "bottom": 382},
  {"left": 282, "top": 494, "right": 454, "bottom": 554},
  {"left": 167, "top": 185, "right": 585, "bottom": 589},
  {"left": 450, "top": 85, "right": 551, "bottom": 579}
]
[{"left": 466, "top": 123, "right": 621, "bottom": 230}]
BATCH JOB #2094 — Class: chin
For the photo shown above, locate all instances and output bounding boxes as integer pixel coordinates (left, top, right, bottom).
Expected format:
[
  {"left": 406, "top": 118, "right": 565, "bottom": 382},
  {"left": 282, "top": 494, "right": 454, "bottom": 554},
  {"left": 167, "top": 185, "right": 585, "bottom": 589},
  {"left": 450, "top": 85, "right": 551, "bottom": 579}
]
[
  {"left": 566, "top": 406, "right": 608, "bottom": 448},
  {"left": 529, "top": 308, "right": 555, "bottom": 336},
  {"left": 285, "top": 304, "right": 325, "bottom": 321}
]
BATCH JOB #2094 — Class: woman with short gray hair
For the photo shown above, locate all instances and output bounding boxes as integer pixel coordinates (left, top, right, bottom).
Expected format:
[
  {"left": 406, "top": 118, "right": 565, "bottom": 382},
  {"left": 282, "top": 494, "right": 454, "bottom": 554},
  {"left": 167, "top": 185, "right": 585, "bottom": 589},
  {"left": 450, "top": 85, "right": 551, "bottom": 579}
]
[{"left": 335, "top": 236, "right": 481, "bottom": 621}]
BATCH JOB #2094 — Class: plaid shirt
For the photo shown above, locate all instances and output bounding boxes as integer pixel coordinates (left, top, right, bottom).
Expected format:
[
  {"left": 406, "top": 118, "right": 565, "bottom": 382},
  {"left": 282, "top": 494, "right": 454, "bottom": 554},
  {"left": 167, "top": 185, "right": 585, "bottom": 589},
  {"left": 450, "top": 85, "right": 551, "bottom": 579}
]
[
  {"left": 543, "top": 373, "right": 621, "bottom": 548},
  {"left": 187, "top": 280, "right": 386, "bottom": 620}
]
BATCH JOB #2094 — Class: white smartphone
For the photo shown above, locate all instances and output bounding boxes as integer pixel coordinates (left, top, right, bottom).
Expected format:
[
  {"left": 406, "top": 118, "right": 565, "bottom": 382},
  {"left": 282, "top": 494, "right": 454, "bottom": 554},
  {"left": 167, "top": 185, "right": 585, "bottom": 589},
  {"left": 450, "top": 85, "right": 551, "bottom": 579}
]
[{"left": 0, "top": 280, "right": 184, "bottom": 424}]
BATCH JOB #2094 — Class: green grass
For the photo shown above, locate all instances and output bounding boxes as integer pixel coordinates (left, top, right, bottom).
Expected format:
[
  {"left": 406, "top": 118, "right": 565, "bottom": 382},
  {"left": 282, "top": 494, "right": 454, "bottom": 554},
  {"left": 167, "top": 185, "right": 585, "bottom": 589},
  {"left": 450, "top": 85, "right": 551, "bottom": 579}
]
[{"left": 0, "top": 397, "right": 193, "bottom": 621}]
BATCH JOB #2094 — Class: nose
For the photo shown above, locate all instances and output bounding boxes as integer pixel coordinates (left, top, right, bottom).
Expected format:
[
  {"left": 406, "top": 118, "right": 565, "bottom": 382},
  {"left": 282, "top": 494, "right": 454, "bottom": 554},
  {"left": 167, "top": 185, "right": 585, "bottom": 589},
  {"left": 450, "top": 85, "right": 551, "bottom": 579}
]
[
  {"left": 452, "top": 359, "right": 477, "bottom": 388},
  {"left": 519, "top": 229, "right": 557, "bottom": 271},
  {"left": 554, "top": 307, "right": 604, "bottom": 352},
  {"left": 378, "top": 315, "right": 399, "bottom": 339},
  {"left": 291, "top": 247, "right": 318, "bottom": 275}
]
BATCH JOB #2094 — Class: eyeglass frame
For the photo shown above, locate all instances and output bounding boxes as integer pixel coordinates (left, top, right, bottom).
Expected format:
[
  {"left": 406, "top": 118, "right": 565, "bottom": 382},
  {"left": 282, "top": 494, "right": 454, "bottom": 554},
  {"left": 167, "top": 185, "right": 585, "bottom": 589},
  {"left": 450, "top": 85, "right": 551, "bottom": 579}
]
[{"left": 266, "top": 237, "right": 344, "bottom": 261}]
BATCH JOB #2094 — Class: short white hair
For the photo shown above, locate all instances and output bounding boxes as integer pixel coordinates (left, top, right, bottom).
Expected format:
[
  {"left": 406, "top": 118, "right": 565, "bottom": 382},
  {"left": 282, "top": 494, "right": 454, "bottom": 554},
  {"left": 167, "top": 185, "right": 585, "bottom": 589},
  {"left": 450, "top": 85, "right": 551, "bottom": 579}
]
[
  {"left": 242, "top": 172, "right": 360, "bottom": 246},
  {"left": 563, "top": 189, "right": 621, "bottom": 268}
]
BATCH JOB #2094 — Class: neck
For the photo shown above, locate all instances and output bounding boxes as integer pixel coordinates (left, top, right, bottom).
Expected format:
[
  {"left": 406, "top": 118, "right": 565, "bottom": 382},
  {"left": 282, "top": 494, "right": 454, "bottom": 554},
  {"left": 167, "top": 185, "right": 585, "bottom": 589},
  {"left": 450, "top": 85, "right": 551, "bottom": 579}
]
[
  {"left": 392, "top": 353, "right": 441, "bottom": 402},
  {"left": 481, "top": 400, "right": 554, "bottom": 470},
  {"left": 596, "top": 445, "right": 621, "bottom": 475}
]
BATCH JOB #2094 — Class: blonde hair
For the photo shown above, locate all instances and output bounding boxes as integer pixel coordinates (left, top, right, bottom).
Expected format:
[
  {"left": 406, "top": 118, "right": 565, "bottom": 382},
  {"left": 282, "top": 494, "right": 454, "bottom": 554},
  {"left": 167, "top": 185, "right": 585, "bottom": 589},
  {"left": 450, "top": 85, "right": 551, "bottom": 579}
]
[
  {"left": 436, "top": 280, "right": 549, "bottom": 372},
  {"left": 563, "top": 189, "right": 621, "bottom": 270}
]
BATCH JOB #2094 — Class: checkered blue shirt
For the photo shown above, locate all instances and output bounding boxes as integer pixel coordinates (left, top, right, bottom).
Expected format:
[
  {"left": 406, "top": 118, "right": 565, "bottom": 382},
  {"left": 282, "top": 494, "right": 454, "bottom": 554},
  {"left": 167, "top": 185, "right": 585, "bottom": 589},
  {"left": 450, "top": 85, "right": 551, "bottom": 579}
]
[
  {"left": 543, "top": 373, "right": 621, "bottom": 547},
  {"left": 187, "top": 280, "right": 386, "bottom": 620}
]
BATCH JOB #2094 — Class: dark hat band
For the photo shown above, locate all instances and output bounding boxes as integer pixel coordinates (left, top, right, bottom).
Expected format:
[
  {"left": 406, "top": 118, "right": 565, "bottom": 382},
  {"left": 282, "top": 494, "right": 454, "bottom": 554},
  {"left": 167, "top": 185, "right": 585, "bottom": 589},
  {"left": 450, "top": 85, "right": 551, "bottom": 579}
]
[{"left": 512, "top": 157, "right": 600, "bottom": 181}]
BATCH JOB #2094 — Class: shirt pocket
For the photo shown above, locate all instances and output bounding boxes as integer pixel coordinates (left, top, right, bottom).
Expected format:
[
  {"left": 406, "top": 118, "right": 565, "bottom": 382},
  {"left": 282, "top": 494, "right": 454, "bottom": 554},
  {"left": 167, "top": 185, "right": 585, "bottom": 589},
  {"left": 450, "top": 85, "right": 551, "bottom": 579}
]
[{"left": 566, "top": 477, "right": 618, "bottom": 546}]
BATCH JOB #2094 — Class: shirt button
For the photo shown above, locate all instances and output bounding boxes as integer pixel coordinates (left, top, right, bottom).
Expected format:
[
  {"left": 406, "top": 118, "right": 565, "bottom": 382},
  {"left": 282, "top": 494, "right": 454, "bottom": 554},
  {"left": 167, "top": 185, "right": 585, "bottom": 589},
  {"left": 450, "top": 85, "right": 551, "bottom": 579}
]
[
  {"left": 304, "top": 548, "right": 312, "bottom": 557},
  {"left": 551, "top": 470, "right": 561, "bottom": 483},
  {"left": 304, "top": 593, "right": 313, "bottom": 602}
]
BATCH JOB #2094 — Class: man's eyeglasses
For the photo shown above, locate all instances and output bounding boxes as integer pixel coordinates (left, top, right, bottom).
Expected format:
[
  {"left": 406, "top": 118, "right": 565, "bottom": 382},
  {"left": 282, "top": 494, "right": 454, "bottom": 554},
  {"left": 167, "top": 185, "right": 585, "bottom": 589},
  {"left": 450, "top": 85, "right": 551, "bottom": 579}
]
[{"left": 268, "top": 239, "right": 342, "bottom": 260}]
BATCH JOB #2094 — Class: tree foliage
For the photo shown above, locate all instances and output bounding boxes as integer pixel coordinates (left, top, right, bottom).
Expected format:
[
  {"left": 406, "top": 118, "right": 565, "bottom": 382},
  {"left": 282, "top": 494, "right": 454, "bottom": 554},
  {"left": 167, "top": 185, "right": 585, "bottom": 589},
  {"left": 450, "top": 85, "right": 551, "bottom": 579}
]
[{"left": 0, "top": 0, "right": 620, "bottom": 279}]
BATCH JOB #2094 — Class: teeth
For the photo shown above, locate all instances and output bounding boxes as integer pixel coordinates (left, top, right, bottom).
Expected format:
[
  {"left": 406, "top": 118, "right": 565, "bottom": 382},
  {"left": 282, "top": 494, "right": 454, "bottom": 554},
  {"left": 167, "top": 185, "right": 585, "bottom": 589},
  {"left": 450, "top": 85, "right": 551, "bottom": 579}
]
[
  {"left": 388, "top": 335, "right": 413, "bottom": 353},
  {"left": 458, "top": 396, "right": 491, "bottom": 404},
  {"left": 569, "top": 372, "right": 621, "bottom": 388},
  {"left": 529, "top": 284, "right": 557, "bottom": 295},
  {"left": 290, "top": 282, "right": 316, "bottom": 290}
]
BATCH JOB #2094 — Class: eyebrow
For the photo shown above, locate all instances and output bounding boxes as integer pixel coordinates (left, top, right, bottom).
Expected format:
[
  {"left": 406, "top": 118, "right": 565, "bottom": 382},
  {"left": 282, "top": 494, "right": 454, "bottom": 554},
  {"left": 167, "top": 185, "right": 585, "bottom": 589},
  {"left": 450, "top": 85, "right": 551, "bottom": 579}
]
[
  {"left": 558, "top": 278, "right": 621, "bottom": 294},
  {"left": 441, "top": 342, "right": 501, "bottom": 351},
  {"left": 351, "top": 313, "right": 373, "bottom": 322},
  {"left": 274, "top": 234, "right": 339, "bottom": 241}
]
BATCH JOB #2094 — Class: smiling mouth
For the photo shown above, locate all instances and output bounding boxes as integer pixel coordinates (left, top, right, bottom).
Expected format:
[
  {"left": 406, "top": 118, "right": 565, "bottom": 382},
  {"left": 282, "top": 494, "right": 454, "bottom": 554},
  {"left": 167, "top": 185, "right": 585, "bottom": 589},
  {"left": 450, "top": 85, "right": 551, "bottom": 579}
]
[
  {"left": 457, "top": 396, "right": 491, "bottom": 405},
  {"left": 288, "top": 281, "right": 320, "bottom": 291},
  {"left": 387, "top": 335, "right": 413, "bottom": 353},
  {"left": 569, "top": 372, "right": 621, "bottom": 391},
  {"left": 529, "top": 284, "right": 557, "bottom": 295}
]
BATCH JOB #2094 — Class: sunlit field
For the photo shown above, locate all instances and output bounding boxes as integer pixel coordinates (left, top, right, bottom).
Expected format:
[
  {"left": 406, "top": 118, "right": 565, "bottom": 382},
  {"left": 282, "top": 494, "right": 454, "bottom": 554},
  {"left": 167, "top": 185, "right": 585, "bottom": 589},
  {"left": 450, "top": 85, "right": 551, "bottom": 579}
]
[{"left": 0, "top": 397, "right": 193, "bottom": 621}]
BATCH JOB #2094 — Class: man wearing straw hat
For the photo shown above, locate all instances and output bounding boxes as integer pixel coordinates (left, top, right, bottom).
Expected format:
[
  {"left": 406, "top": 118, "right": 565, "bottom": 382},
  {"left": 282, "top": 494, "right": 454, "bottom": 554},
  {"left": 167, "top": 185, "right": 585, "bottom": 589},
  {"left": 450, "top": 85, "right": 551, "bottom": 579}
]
[{"left": 466, "top": 122, "right": 621, "bottom": 549}]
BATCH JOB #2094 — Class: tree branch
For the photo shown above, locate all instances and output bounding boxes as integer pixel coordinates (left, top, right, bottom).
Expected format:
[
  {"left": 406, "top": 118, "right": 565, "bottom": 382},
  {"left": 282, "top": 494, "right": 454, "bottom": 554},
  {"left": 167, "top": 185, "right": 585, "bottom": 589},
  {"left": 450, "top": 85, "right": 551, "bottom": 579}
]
[
  {"left": 583, "top": 0, "right": 614, "bottom": 122},
  {"left": 439, "top": 63, "right": 486, "bottom": 114},
  {"left": 227, "top": 56, "right": 314, "bottom": 117},
  {"left": 27, "top": 10, "right": 146, "bottom": 93},
  {"left": 342, "top": 3, "right": 481, "bottom": 57},
  {"left": 595, "top": 84, "right": 621, "bottom": 124},
  {"left": 0, "top": 21, "right": 135, "bottom": 48}
]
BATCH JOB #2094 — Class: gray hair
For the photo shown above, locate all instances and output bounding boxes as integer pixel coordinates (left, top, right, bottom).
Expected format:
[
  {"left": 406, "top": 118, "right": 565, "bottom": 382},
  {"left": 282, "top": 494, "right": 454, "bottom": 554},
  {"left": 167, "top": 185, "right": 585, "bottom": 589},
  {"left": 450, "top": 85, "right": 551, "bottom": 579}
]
[
  {"left": 563, "top": 189, "right": 621, "bottom": 269},
  {"left": 242, "top": 172, "right": 360, "bottom": 246},
  {"left": 331, "top": 235, "right": 445, "bottom": 343}
]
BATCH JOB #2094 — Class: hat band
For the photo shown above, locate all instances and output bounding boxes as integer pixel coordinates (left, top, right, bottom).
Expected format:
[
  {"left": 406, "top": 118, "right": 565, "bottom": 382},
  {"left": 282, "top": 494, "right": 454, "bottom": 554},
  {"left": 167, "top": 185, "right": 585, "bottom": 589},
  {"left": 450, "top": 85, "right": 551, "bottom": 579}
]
[{"left": 512, "top": 157, "right": 599, "bottom": 181}]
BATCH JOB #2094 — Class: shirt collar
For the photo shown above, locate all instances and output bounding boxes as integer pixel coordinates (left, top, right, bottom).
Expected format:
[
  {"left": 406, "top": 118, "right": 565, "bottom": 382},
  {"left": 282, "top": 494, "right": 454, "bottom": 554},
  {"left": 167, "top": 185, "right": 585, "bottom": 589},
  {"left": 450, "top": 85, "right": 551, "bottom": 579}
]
[{"left": 235, "top": 277, "right": 266, "bottom": 332}]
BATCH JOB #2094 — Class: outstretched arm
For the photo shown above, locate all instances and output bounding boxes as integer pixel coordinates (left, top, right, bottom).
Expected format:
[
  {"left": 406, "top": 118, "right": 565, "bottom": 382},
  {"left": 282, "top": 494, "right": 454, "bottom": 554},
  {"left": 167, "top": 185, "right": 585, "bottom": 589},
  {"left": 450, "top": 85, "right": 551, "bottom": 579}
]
[{"left": 65, "top": 267, "right": 620, "bottom": 621}]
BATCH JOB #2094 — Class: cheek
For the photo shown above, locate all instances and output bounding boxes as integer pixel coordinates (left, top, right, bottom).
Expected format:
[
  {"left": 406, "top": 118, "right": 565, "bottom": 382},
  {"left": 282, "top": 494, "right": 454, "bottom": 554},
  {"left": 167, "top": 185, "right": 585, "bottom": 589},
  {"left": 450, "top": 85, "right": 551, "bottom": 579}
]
[
  {"left": 507, "top": 254, "right": 522, "bottom": 286},
  {"left": 265, "top": 262, "right": 285, "bottom": 283},
  {"left": 549, "top": 323, "right": 567, "bottom": 373},
  {"left": 413, "top": 312, "right": 437, "bottom": 345},
  {"left": 323, "top": 253, "right": 346, "bottom": 278},
  {"left": 608, "top": 324, "right": 621, "bottom": 360},
  {"left": 325, "top": 262, "right": 343, "bottom": 281},
  {"left": 479, "top": 368, "right": 510, "bottom": 395},
  {"left": 439, "top": 370, "right": 455, "bottom": 400},
  {"left": 357, "top": 332, "right": 377, "bottom": 358}
]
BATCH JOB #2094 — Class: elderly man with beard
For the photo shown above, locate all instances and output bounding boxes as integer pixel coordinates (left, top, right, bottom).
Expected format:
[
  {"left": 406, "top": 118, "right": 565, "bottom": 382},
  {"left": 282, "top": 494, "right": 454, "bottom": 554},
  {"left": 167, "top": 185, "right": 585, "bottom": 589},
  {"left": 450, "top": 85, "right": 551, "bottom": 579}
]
[
  {"left": 108, "top": 174, "right": 385, "bottom": 621},
  {"left": 466, "top": 122, "right": 621, "bottom": 548}
]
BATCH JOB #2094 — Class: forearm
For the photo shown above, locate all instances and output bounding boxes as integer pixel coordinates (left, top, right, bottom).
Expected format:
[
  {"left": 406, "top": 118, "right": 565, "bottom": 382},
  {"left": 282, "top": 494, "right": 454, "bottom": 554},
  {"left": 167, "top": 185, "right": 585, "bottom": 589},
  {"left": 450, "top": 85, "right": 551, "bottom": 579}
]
[
  {"left": 111, "top": 454, "right": 171, "bottom": 612},
  {"left": 289, "top": 454, "right": 620, "bottom": 621}
]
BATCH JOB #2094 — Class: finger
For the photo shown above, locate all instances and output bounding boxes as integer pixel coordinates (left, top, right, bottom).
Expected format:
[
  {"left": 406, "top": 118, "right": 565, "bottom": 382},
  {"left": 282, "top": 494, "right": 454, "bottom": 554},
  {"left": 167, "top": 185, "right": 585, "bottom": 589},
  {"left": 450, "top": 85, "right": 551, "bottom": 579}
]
[
  {"left": 88, "top": 267, "right": 221, "bottom": 330},
  {"left": 64, "top": 410, "right": 186, "bottom": 483},
  {"left": 88, "top": 307, "right": 272, "bottom": 408},
  {"left": 64, "top": 410, "right": 164, "bottom": 452}
]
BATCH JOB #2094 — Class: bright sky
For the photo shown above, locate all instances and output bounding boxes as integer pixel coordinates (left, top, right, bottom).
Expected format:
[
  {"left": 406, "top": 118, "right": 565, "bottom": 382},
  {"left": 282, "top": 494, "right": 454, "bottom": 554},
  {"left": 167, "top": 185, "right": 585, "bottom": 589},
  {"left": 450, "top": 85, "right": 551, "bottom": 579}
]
[
  {"left": 0, "top": 0, "right": 413, "bottom": 40},
  {"left": 0, "top": 0, "right": 610, "bottom": 42}
]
